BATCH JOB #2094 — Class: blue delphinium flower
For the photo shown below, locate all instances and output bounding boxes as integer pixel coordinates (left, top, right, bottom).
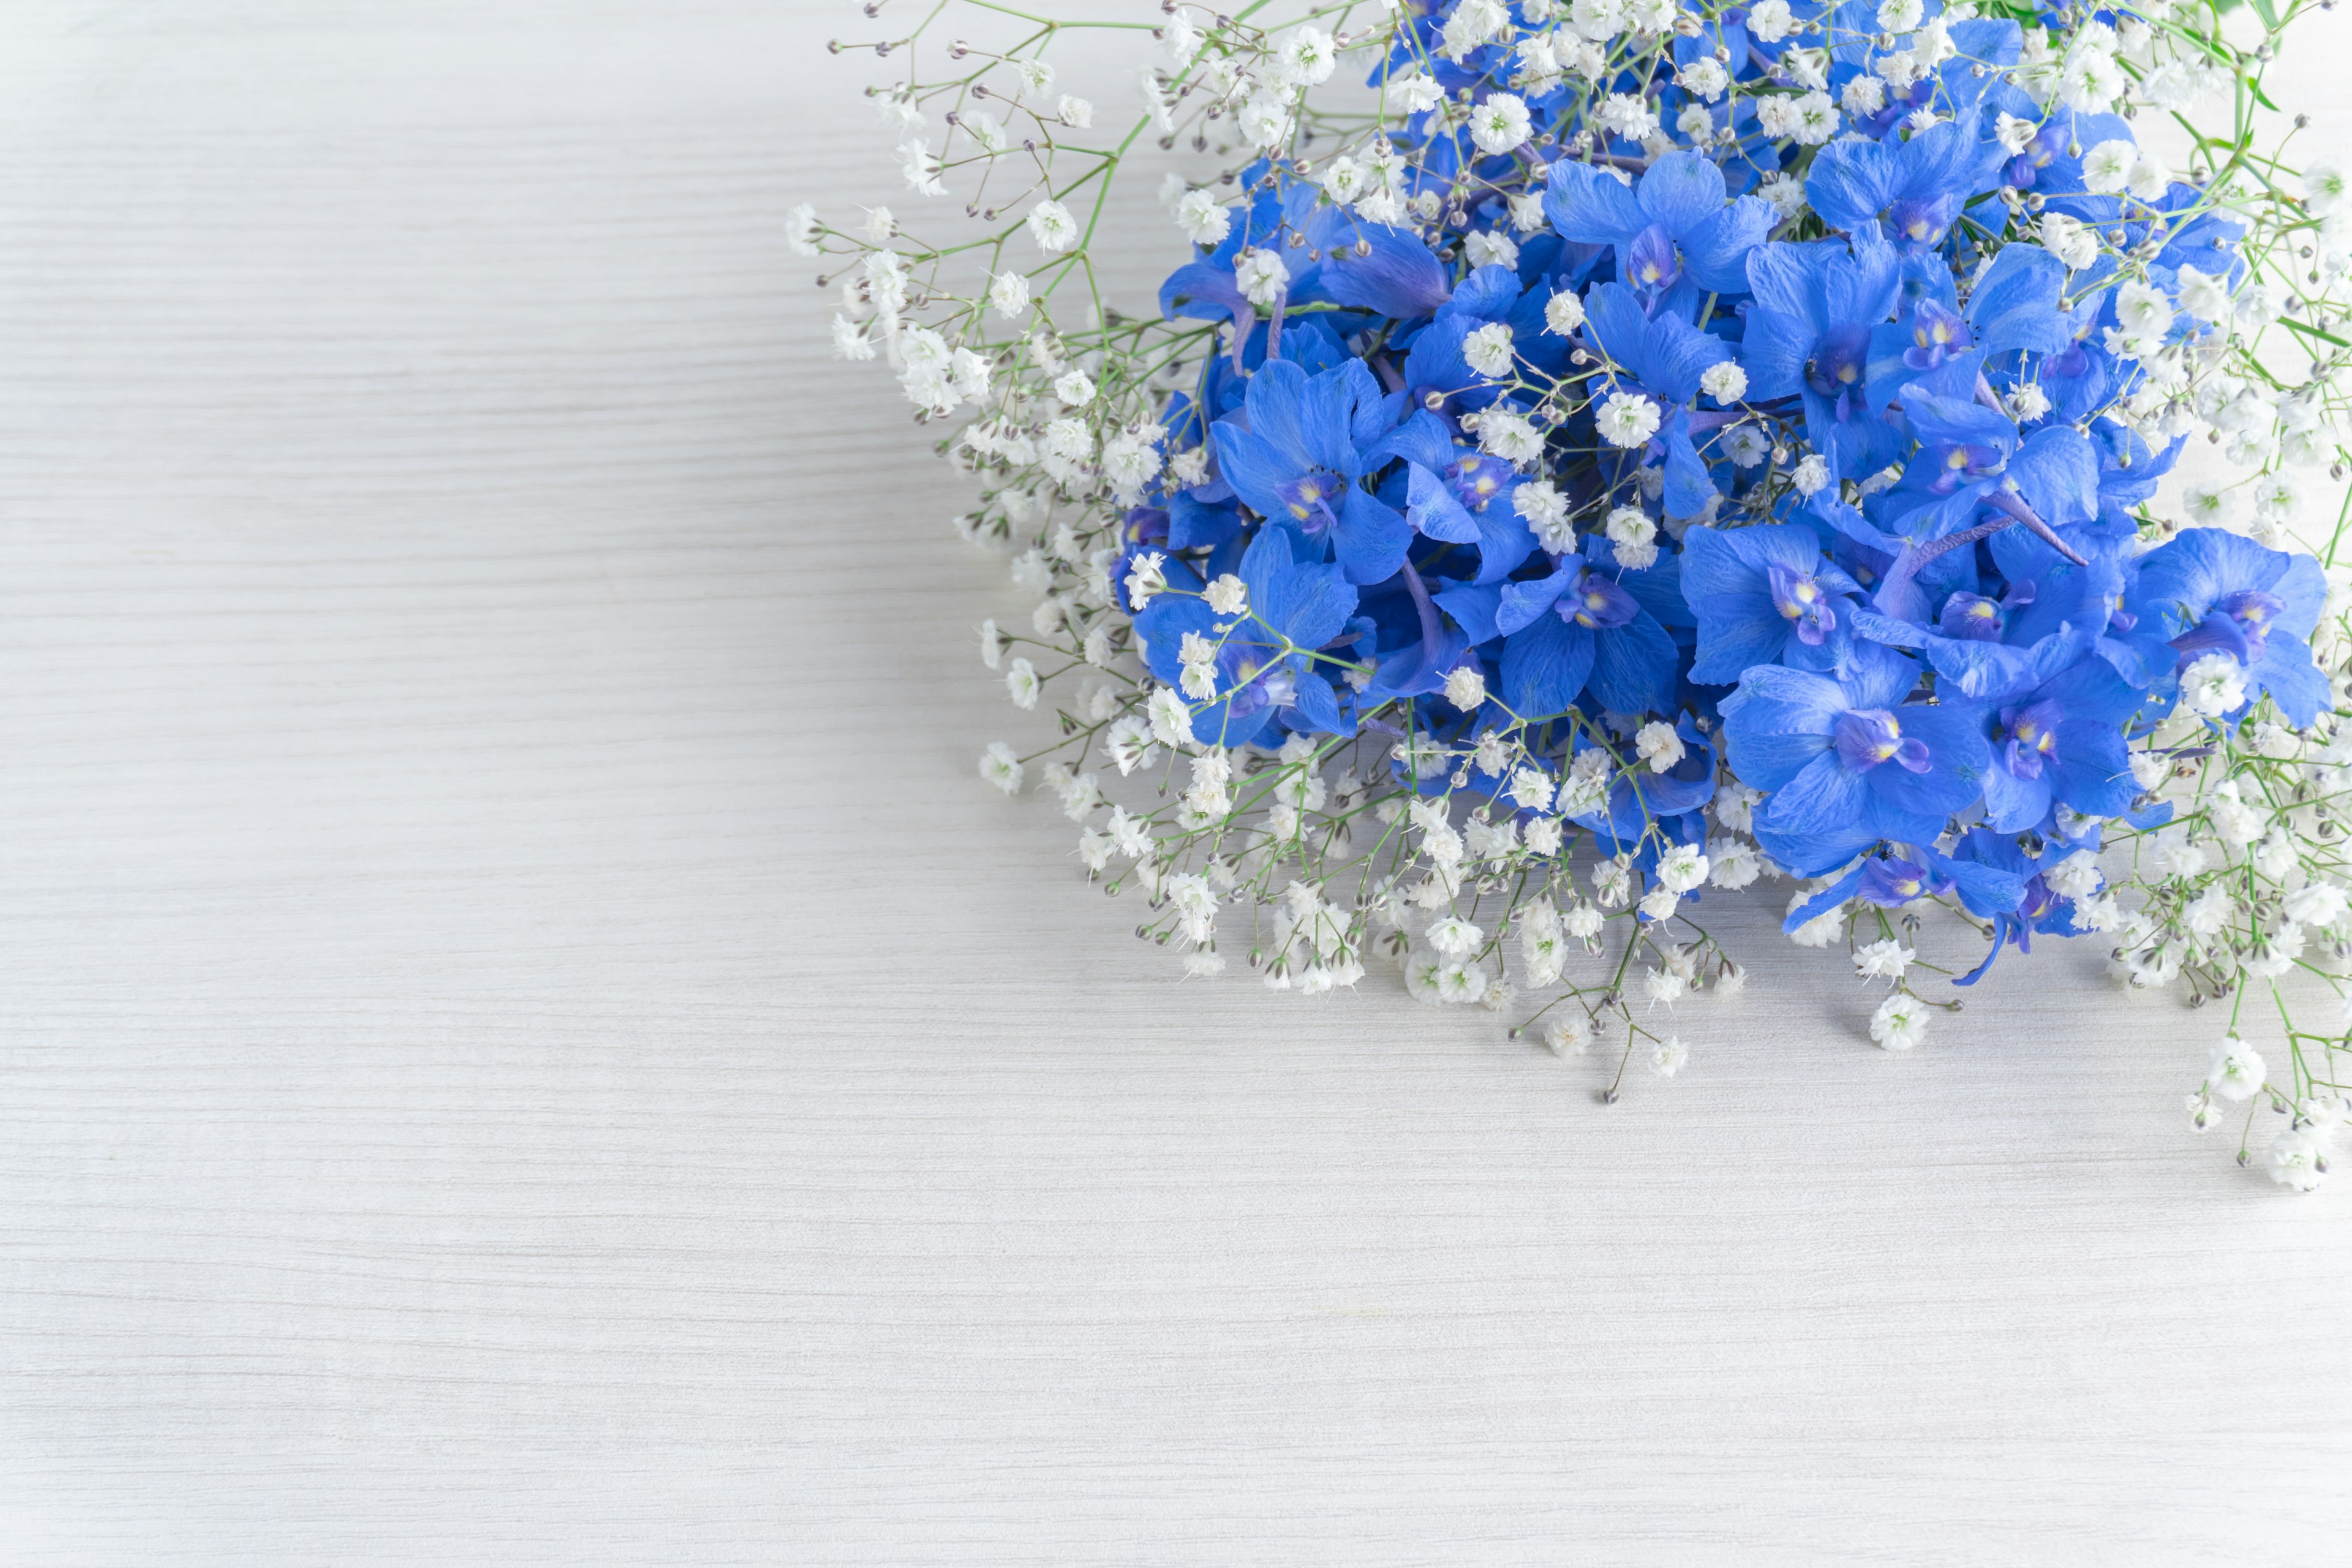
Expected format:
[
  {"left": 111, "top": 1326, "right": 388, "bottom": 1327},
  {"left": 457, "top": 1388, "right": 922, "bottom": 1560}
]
[
  {"left": 1134, "top": 523, "right": 1362, "bottom": 745},
  {"left": 1806, "top": 120, "right": 2008, "bottom": 252},
  {"left": 1581, "top": 280, "right": 1737, "bottom": 518},
  {"left": 1782, "top": 842, "right": 2026, "bottom": 936},
  {"left": 1717, "top": 653, "right": 1991, "bottom": 875},
  {"left": 1370, "top": 408, "right": 1539, "bottom": 585},
  {"left": 1494, "top": 548, "right": 1682, "bottom": 718},
  {"left": 2128, "top": 527, "right": 2331, "bottom": 726},
  {"left": 1679, "top": 522, "right": 1866, "bottom": 682},
  {"left": 1974, "top": 656, "right": 2150, "bottom": 834},
  {"left": 1947, "top": 829, "right": 2089, "bottom": 987},
  {"left": 1739, "top": 228, "right": 1905, "bottom": 480},
  {"left": 1543, "top": 151, "right": 1776, "bottom": 317},
  {"left": 1210, "top": 355, "right": 1414, "bottom": 584}
]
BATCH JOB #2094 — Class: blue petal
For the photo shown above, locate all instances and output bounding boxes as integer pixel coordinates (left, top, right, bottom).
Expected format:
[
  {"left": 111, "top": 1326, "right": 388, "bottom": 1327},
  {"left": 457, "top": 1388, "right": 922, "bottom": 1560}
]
[
  {"left": 1501, "top": 611, "right": 1596, "bottom": 717},
  {"left": 1543, "top": 158, "right": 1646, "bottom": 247}
]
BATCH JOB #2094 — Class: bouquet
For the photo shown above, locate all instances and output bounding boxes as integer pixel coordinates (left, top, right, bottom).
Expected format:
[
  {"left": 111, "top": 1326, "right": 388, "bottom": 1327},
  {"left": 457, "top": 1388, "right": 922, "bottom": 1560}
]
[{"left": 801, "top": 0, "right": 2352, "bottom": 1190}]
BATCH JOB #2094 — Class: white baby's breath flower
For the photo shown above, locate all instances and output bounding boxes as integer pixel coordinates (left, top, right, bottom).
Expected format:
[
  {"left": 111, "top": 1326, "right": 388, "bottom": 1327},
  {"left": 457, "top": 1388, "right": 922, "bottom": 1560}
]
[
  {"left": 1853, "top": 940, "right": 1914, "bottom": 984},
  {"left": 1869, "top": 992, "right": 1929, "bottom": 1050},
  {"left": 979, "top": 741, "right": 1024, "bottom": 795},
  {"left": 1468, "top": 91, "right": 1533, "bottom": 155},
  {"left": 2207, "top": 1035, "right": 2267, "bottom": 1102},
  {"left": 1700, "top": 362, "right": 1747, "bottom": 404},
  {"left": 1055, "top": 94, "right": 1093, "bottom": 128},
  {"left": 1026, "top": 198, "right": 1080, "bottom": 254},
  {"left": 987, "top": 270, "right": 1031, "bottom": 321},
  {"left": 1633, "top": 718, "right": 1683, "bottom": 772},
  {"left": 1175, "top": 187, "right": 1231, "bottom": 247},
  {"left": 1545, "top": 1014, "right": 1594, "bottom": 1057},
  {"left": 2264, "top": 1129, "right": 2329, "bottom": 1192},
  {"left": 1649, "top": 1036, "right": 1689, "bottom": 1077},
  {"left": 786, "top": 203, "right": 822, "bottom": 256},
  {"left": 1463, "top": 322, "right": 1516, "bottom": 379},
  {"left": 2081, "top": 138, "right": 2137, "bottom": 194},
  {"left": 1444, "top": 665, "right": 1489, "bottom": 711},
  {"left": 1204, "top": 573, "right": 1248, "bottom": 617},
  {"left": 1234, "top": 248, "right": 1290, "bottom": 307},
  {"left": 1655, "top": 841, "right": 1708, "bottom": 894},
  {"left": 899, "top": 137, "right": 946, "bottom": 197},
  {"left": 1597, "top": 391, "right": 1660, "bottom": 448},
  {"left": 1005, "top": 657, "right": 1041, "bottom": 710},
  {"left": 1544, "top": 290, "right": 1586, "bottom": 335},
  {"left": 2180, "top": 652, "right": 2248, "bottom": 718}
]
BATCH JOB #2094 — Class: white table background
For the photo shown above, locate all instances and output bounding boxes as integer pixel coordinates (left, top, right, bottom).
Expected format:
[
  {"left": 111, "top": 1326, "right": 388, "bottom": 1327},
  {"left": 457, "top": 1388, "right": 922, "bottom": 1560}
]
[{"left": 2, "top": 4, "right": 2346, "bottom": 1562}]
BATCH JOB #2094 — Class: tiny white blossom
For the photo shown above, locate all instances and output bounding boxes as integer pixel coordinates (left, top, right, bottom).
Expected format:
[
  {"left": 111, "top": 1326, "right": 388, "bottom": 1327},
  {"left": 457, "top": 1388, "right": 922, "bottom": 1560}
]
[
  {"left": 1005, "top": 657, "right": 1041, "bottom": 710},
  {"left": 1649, "top": 1036, "right": 1689, "bottom": 1077},
  {"left": 1444, "top": 665, "right": 1490, "bottom": 711},
  {"left": 1204, "top": 573, "right": 1248, "bottom": 617},
  {"left": 786, "top": 203, "right": 821, "bottom": 257},
  {"left": 979, "top": 741, "right": 1024, "bottom": 795},
  {"left": 2081, "top": 138, "right": 2137, "bottom": 194},
  {"left": 899, "top": 137, "right": 946, "bottom": 197},
  {"left": 1655, "top": 842, "right": 1708, "bottom": 894},
  {"left": 986, "top": 270, "right": 1031, "bottom": 323},
  {"left": 1175, "top": 188, "right": 1231, "bottom": 247},
  {"left": 1026, "top": 198, "right": 1080, "bottom": 254},
  {"left": 1627, "top": 719, "right": 1679, "bottom": 775},
  {"left": 1463, "top": 322, "right": 1516, "bottom": 379},
  {"left": 2264, "top": 1129, "right": 2329, "bottom": 1193},
  {"left": 1700, "top": 362, "right": 1747, "bottom": 404},
  {"left": 1234, "top": 248, "right": 1291, "bottom": 307},
  {"left": 1545, "top": 1014, "right": 1594, "bottom": 1057},
  {"left": 1707, "top": 837, "right": 1762, "bottom": 890},
  {"left": 1054, "top": 369, "right": 1097, "bottom": 407},
  {"left": 1869, "top": 992, "right": 1930, "bottom": 1050},
  {"left": 1853, "top": 940, "right": 1914, "bottom": 984},
  {"left": 1468, "top": 91, "right": 1533, "bottom": 155},
  {"left": 2179, "top": 652, "right": 2247, "bottom": 718},
  {"left": 1597, "top": 391, "right": 1660, "bottom": 448},
  {"left": 1544, "top": 290, "right": 1586, "bottom": 335},
  {"left": 1055, "top": 94, "right": 1093, "bottom": 128},
  {"left": 2207, "top": 1035, "right": 2267, "bottom": 1102}
]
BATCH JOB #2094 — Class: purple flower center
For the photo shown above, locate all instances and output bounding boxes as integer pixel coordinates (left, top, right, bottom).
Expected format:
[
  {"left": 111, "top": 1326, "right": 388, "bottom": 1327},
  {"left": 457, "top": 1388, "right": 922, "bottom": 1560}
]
[
  {"left": 1834, "top": 707, "right": 1932, "bottom": 774},
  {"left": 1903, "top": 300, "right": 1973, "bottom": 371},
  {"left": 1937, "top": 590, "right": 2005, "bottom": 643},
  {"left": 1766, "top": 560, "right": 1839, "bottom": 646},
  {"left": 1626, "top": 223, "right": 1682, "bottom": 293},
  {"left": 1562, "top": 568, "right": 1640, "bottom": 631},
  {"left": 1999, "top": 697, "right": 2064, "bottom": 780},
  {"left": 1274, "top": 470, "right": 1344, "bottom": 535},
  {"left": 1804, "top": 325, "right": 1871, "bottom": 403}
]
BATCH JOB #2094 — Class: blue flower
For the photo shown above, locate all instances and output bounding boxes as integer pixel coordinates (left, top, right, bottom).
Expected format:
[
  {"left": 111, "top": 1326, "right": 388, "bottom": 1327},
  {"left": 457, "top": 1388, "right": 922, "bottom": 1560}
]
[
  {"left": 1211, "top": 356, "right": 1414, "bottom": 584},
  {"left": 1782, "top": 840, "right": 2026, "bottom": 935},
  {"left": 1806, "top": 119, "right": 2009, "bottom": 252},
  {"left": 1718, "top": 654, "right": 1991, "bottom": 875},
  {"left": 1947, "top": 829, "right": 2087, "bottom": 987},
  {"left": 1974, "top": 655, "right": 2150, "bottom": 834},
  {"left": 1134, "top": 524, "right": 1362, "bottom": 744},
  {"left": 1543, "top": 151, "right": 1776, "bottom": 314},
  {"left": 1369, "top": 408, "right": 1540, "bottom": 585},
  {"left": 2128, "top": 527, "right": 2331, "bottom": 726},
  {"left": 1678, "top": 522, "right": 1867, "bottom": 682},
  {"left": 1494, "top": 548, "right": 1683, "bottom": 718},
  {"left": 1582, "top": 281, "right": 1736, "bottom": 517},
  {"left": 1739, "top": 230, "right": 1906, "bottom": 479}
]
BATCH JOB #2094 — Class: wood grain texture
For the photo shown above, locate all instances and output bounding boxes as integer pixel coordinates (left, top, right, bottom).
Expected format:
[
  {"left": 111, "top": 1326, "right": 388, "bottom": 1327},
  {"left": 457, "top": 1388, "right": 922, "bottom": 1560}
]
[{"left": 0, "top": 4, "right": 2346, "bottom": 1562}]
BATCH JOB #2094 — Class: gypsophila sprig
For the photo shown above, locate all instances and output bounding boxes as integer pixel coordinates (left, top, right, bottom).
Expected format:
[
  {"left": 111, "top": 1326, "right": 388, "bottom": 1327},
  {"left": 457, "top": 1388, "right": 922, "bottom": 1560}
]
[{"left": 818, "top": 0, "right": 2352, "bottom": 1191}]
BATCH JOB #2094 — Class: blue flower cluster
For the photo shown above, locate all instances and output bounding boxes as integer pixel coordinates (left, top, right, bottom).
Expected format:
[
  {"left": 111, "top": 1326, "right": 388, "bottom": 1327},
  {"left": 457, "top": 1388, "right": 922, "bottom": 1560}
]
[{"left": 1127, "top": 0, "right": 2331, "bottom": 977}]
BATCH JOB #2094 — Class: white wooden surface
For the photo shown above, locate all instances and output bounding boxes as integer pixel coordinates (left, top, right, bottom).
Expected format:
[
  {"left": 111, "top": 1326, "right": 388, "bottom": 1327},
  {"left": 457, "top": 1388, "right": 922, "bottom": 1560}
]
[{"left": 1, "top": 4, "right": 2347, "bottom": 1562}]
